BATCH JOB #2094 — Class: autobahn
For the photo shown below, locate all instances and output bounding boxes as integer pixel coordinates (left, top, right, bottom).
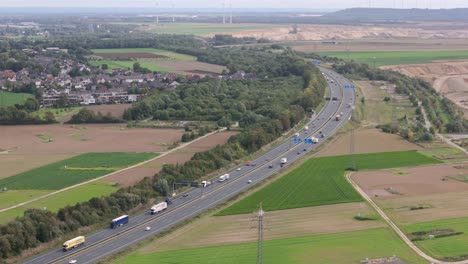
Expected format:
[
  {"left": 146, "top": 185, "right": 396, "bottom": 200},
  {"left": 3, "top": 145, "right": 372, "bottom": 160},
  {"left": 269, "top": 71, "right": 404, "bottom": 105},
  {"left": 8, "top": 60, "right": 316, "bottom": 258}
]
[{"left": 24, "top": 67, "right": 356, "bottom": 264}]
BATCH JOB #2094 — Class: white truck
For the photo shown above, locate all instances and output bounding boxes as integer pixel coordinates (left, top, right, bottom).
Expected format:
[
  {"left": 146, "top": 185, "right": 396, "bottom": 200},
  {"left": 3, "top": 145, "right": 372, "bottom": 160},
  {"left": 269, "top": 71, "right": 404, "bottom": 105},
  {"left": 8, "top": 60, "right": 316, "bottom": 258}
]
[
  {"left": 218, "top": 174, "right": 230, "bottom": 182},
  {"left": 280, "top": 158, "right": 288, "bottom": 166},
  {"left": 150, "top": 202, "right": 168, "bottom": 215},
  {"left": 201, "top": 180, "right": 212, "bottom": 188},
  {"left": 294, "top": 132, "right": 300, "bottom": 137},
  {"left": 312, "top": 137, "right": 319, "bottom": 143},
  {"left": 304, "top": 125, "right": 309, "bottom": 131}
]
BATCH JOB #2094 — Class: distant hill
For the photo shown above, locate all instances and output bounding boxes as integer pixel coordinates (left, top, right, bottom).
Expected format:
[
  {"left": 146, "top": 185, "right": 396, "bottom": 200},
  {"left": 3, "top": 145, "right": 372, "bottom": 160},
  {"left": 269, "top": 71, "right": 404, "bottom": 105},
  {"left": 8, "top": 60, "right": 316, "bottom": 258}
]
[{"left": 324, "top": 8, "right": 468, "bottom": 22}]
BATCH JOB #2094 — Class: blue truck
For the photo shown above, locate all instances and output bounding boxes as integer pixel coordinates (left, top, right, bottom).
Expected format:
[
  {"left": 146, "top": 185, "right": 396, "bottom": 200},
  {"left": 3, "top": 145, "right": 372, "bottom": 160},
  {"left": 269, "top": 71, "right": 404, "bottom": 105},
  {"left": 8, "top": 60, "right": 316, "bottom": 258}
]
[{"left": 111, "top": 215, "right": 129, "bottom": 229}]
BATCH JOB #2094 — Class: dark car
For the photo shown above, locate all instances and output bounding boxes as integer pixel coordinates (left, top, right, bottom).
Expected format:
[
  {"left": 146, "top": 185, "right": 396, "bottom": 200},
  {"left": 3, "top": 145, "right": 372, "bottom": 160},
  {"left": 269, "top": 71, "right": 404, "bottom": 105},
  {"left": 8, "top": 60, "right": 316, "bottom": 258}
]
[{"left": 268, "top": 164, "right": 274, "bottom": 168}]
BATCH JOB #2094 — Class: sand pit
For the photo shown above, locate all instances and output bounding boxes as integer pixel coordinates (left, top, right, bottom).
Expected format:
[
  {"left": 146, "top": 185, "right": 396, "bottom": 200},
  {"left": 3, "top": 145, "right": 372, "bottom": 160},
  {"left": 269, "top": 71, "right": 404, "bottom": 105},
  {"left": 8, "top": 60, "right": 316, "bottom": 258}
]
[
  {"left": 352, "top": 163, "right": 468, "bottom": 198},
  {"left": 317, "top": 128, "right": 421, "bottom": 157},
  {"left": 141, "top": 202, "right": 383, "bottom": 252},
  {"left": 103, "top": 131, "right": 238, "bottom": 186},
  {"left": 383, "top": 60, "right": 468, "bottom": 117},
  {"left": 0, "top": 124, "right": 183, "bottom": 155}
]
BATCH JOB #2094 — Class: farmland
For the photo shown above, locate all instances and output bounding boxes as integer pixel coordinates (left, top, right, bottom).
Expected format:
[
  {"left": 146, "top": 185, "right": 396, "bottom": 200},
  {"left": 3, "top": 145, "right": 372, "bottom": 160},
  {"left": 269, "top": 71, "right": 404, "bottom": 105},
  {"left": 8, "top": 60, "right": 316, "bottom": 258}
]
[
  {"left": 114, "top": 228, "right": 426, "bottom": 264},
  {"left": 0, "top": 92, "right": 33, "bottom": 107},
  {"left": 89, "top": 48, "right": 226, "bottom": 75},
  {"left": 316, "top": 50, "right": 468, "bottom": 67},
  {"left": 403, "top": 217, "right": 468, "bottom": 261},
  {"left": 0, "top": 152, "right": 157, "bottom": 190},
  {"left": 218, "top": 151, "right": 439, "bottom": 216}
]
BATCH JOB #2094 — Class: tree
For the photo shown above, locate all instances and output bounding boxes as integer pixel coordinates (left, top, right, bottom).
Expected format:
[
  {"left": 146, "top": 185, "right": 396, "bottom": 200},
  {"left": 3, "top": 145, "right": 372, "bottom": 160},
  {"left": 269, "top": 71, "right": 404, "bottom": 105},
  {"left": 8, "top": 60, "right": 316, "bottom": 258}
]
[
  {"left": 23, "top": 98, "right": 39, "bottom": 112},
  {"left": 153, "top": 178, "right": 170, "bottom": 196},
  {"left": 133, "top": 62, "right": 142, "bottom": 72},
  {"left": 0, "top": 236, "right": 11, "bottom": 258},
  {"left": 44, "top": 111, "right": 56, "bottom": 123},
  {"left": 101, "top": 64, "right": 109, "bottom": 70}
]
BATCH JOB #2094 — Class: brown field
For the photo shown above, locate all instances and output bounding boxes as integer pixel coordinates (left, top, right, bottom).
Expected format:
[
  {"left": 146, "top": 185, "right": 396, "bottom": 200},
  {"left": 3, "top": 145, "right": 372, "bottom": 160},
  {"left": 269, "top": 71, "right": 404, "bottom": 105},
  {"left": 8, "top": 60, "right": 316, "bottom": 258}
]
[
  {"left": 383, "top": 60, "right": 468, "bottom": 118},
  {"left": 94, "top": 52, "right": 168, "bottom": 59},
  {"left": 0, "top": 124, "right": 183, "bottom": 154},
  {"left": 317, "top": 128, "right": 421, "bottom": 157},
  {"left": 0, "top": 153, "right": 73, "bottom": 179},
  {"left": 156, "top": 61, "right": 227, "bottom": 75},
  {"left": 352, "top": 163, "right": 468, "bottom": 198},
  {"left": 377, "top": 190, "right": 468, "bottom": 224},
  {"left": 140, "top": 202, "right": 383, "bottom": 253},
  {"left": 104, "top": 131, "right": 238, "bottom": 186}
]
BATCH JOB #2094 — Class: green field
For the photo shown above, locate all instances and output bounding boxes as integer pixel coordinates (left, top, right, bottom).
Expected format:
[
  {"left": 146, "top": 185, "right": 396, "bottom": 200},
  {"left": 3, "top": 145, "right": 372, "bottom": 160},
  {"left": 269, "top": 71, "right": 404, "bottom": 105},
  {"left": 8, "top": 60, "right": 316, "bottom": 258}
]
[
  {"left": 89, "top": 60, "right": 168, "bottom": 72},
  {"left": 89, "top": 48, "right": 194, "bottom": 72},
  {"left": 115, "top": 228, "right": 425, "bottom": 264},
  {"left": 403, "top": 217, "right": 468, "bottom": 261},
  {"left": 0, "top": 181, "right": 118, "bottom": 224},
  {"left": 0, "top": 92, "right": 33, "bottom": 107},
  {"left": 0, "top": 152, "right": 157, "bottom": 190},
  {"left": 317, "top": 50, "right": 468, "bottom": 67},
  {"left": 218, "top": 151, "right": 440, "bottom": 216},
  {"left": 91, "top": 48, "right": 196, "bottom": 61},
  {"left": 133, "top": 22, "right": 281, "bottom": 36}
]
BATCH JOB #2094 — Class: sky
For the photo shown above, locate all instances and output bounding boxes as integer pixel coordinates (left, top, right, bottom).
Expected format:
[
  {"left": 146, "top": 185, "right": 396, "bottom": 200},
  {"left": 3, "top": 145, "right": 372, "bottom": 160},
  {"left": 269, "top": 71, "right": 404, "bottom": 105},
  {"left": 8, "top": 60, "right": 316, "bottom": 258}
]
[{"left": 1, "top": 0, "right": 468, "bottom": 9}]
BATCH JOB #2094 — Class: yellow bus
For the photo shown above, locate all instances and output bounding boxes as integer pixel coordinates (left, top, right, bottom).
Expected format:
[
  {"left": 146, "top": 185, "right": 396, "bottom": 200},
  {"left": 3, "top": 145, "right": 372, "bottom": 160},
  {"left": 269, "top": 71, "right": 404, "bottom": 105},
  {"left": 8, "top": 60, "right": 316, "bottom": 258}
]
[{"left": 63, "top": 236, "right": 85, "bottom": 251}]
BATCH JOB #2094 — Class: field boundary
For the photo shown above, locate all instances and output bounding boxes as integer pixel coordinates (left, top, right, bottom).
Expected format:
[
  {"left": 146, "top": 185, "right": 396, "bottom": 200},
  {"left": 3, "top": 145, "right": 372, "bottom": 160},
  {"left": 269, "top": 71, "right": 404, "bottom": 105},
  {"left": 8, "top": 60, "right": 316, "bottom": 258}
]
[
  {"left": 346, "top": 172, "right": 468, "bottom": 264},
  {"left": 0, "top": 127, "right": 226, "bottom": 214}
]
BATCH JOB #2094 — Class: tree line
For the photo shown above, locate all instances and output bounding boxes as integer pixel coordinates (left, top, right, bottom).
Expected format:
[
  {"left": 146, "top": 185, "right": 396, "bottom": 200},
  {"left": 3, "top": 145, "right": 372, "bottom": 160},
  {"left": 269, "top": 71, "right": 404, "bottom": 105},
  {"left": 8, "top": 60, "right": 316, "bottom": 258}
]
[{"left": 0, "top": 97, "right": 56, "bottom": 125}]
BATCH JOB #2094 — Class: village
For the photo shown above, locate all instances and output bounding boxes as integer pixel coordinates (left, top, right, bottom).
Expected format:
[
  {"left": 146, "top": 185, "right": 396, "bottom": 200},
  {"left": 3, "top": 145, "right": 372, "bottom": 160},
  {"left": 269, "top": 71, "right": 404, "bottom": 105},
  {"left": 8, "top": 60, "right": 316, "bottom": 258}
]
[{"left": 0, "top": 47, "right": 256, "bottom": 108}]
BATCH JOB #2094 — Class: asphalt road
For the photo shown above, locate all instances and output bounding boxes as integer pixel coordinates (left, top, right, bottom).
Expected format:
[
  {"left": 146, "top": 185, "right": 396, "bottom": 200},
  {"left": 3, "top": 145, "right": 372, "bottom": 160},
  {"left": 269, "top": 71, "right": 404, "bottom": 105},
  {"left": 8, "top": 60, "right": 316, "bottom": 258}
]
[{"left": 24, "top": 67, "right": 356, "bottom": 264}]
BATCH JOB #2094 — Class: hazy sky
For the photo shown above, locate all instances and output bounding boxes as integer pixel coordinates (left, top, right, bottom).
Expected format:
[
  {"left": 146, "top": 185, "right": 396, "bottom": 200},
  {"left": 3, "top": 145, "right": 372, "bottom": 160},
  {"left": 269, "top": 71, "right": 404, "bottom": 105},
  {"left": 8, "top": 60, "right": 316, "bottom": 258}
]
[{"left": 1, "top": 0, "right": 468, "bottom": 9}]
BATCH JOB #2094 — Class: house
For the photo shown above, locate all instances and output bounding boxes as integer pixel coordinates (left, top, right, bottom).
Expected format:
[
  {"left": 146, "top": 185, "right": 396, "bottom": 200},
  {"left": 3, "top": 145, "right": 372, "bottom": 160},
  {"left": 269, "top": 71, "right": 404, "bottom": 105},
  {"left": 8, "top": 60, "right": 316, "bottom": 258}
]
[{"left": 168, "top": 81, "right": 180, "bottom": 89}]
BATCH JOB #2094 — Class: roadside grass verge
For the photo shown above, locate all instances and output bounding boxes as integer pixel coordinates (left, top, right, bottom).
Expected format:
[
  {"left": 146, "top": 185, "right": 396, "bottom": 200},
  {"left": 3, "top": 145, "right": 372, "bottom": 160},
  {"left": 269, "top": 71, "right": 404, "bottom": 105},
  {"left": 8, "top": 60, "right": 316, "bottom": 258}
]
[{"left": 218, "top": 151, "right": 440, "bottom": 216}]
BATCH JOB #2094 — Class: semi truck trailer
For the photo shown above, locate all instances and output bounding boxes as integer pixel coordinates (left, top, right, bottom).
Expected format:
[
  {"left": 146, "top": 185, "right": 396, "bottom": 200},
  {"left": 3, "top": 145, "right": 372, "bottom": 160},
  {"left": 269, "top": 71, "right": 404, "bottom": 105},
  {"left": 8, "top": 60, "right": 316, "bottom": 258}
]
[
  {"left": 63, "top": 236, "right": 85, "bottom": 251},
  {"left": 111, "top": 215, "right": 129, "bottom": 229},
  {"left": 150, "top": 202, "right": 168, "bottom": 215}
]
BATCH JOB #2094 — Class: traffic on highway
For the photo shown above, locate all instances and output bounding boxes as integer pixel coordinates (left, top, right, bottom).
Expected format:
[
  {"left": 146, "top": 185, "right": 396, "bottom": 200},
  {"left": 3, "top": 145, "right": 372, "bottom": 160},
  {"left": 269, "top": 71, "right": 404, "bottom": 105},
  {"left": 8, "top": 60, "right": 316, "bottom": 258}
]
[{"left": 25, "top": 67, "right": 356, "bottom": 264}]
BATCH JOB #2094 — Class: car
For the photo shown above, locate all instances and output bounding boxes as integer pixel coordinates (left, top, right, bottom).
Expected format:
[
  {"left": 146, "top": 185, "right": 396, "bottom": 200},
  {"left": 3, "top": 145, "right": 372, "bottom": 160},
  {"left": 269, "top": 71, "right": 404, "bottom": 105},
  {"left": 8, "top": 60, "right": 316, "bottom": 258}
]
[
  {"left": 268, "top": 164, "right": 274, "bottom": 168},
  {"left": 247, "top": 180, "right": 253, "bottom": 184},
  {"left": 303, "top": 148, "right": 307, "bottom": 152},
  {"left": 236, "top": 168, "right": 242, "bottom": 171},
  {"left": 297, "top": 152, "right": 301, "bottom": 155},
  {"left": 145, "top": 226, "right": 151, "bottom": 231},
  {"left": 69, "top": 260, "right": 77, "bottom": 264},
  {"left": 183, "top": 193, "right": 189, "bottom": 197},
  {"left": 251, "top": 163, "right": 257, "bottom": 166}
]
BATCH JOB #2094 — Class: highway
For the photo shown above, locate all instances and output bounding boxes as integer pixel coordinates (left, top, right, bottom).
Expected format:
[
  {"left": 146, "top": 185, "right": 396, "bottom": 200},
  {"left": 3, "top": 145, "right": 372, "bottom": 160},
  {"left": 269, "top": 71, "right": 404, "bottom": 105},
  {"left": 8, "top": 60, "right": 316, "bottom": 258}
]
[{"left": 24, "top": 67, "right": 356, "bottom": 264}]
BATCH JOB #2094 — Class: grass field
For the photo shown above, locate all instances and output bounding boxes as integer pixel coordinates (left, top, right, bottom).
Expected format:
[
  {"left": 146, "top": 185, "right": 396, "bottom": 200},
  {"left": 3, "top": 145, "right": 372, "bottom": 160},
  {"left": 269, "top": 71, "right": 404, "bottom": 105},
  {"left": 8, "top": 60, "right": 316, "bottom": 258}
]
[
  {"left": 218, "top": 151, "right": 440, "bottom": 216},
  {"left": 90, "top": 48, "right": 196, "bottom": 73},
  {"left": 0, "top": 181, "right": 118, "bottom": 224},
  {"left": 0, "top": 92, "right": 33, "bottom": 107},
  {"left": 316, "top": 50, "right": 468, "bottom": 67},
  {"left": 0, "top": 152, "right": 157, "bottom": 190},
  {"left": 114, "top": 228, "right": 425, "bottom": 264},
  {"left": 91, "top": 48, "right": 196, "bottom": 61},
  {"left": 403, "top": 217, "right": 468, "bottom": 261},
  {"left": 88, "top": 60, "right": 168, "bottom": 72}
]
